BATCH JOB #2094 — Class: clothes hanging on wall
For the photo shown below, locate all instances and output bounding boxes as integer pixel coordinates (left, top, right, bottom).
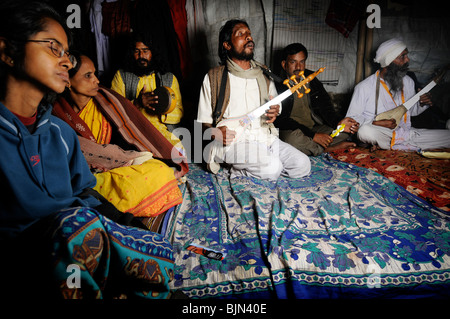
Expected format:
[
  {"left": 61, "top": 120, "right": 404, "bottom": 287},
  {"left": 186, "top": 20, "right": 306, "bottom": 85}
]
[
  {"left": 101, "top": 0, "right": 131, "bottom": 37},
  {"left": 325, "top": 0, "right": 368, "bottom": 38},
  {"left": 131, "top": 0, "right": 181, "bottom": 81},
  {"left": 90, "top": 0, "right": 113, "bottom": 78},
  {"left": 167, "top": 0, "right": 192, "bottom": 80}
]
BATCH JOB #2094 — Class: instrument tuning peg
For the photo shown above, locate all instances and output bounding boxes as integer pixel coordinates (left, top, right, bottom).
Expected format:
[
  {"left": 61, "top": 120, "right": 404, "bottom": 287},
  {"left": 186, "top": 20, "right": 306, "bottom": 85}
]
[
  {"left": 283, "top": 79, "right": 291, "bottom": 88},
  {"left": 290, "top": 75, "right": 298, "bottom": 84}
]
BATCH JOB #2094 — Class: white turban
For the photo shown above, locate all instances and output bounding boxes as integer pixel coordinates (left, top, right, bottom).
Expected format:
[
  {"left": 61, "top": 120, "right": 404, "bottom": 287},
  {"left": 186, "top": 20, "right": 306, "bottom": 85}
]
[{"left": 374, "top": 38, "right": 407, "bottom": 67}]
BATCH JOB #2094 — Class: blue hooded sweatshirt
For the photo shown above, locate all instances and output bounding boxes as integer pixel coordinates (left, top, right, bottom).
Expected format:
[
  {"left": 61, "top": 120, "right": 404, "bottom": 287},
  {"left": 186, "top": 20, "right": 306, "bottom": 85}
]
[{"left": 0, "top": 101, "right": 101, "bottom": 240}]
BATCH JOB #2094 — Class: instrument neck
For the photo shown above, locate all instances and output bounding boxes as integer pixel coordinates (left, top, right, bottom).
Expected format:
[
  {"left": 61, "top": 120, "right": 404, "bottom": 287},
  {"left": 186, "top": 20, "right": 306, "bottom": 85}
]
[{"left": 248, "top": 89, "right": 292, "bottom": 119}]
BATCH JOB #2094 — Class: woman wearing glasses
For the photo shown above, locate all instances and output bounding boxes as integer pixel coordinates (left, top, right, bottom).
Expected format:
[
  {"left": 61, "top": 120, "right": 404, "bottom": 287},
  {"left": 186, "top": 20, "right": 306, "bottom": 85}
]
[{"left": 0, "top": 1, "right": 174, "bottom": 299}]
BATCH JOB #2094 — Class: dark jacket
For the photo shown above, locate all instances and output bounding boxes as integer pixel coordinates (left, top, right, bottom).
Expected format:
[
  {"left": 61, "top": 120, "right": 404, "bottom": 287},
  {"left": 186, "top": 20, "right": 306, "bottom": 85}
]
[
  {"left": 274, "top": 69, "right": 341, "bottom": 138},
  {"left": 0, "top": 102, "right": 101, "bottom": 240}
]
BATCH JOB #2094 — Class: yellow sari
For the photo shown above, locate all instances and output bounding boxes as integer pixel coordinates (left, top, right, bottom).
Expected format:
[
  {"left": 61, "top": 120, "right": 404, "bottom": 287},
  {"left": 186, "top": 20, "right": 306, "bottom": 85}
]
[
  {"left": 80, "top": 99, "right": 182, "bottom": 217},
  {"left": 78, "top": 99, "right": 112, "bottom": 144},
  {"left": 94, "top": 160, "right": 182, "bottom": 217}
]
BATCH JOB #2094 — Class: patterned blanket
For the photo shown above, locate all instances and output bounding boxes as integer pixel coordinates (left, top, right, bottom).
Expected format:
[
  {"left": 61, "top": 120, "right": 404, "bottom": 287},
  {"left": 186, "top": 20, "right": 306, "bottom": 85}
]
[
  {"left": 330, "top": 147, "right": 450, "bottom": 211},
  {"left": 166, "top": 155, "right": 450, "bottom": 298},
  {"left": 53, "top": 207, "right": 175, "bottom": 299}
]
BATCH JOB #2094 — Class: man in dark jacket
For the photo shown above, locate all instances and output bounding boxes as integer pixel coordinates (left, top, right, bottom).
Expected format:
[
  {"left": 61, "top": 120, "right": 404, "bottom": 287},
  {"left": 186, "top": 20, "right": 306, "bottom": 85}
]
[{"left": 274, "top": 43, "right": 359, "bottom": 156}]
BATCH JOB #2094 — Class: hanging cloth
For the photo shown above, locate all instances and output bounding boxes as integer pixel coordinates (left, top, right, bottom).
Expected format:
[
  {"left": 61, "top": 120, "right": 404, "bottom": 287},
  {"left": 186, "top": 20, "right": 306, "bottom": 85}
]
[{"left": 101, "top": 0, "right": 131, "bottom": 38}]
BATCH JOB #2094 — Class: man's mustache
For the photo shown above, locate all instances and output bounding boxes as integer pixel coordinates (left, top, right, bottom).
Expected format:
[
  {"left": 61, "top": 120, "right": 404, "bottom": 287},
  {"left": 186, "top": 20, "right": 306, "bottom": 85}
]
[
  {"left": 399, "top": 62, "right": 409, "bottom": 72},
  {"left": 244, "top": 41, "right": 255, "bottom": 48},
  {"left": 137, "top": 58, "right": 149, "bottom": 64}
]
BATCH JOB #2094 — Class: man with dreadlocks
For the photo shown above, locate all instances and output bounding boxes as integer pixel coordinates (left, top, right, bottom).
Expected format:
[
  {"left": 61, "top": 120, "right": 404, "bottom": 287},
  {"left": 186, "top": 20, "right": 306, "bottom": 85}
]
[
  {"left": 346, "top": 38, "right": 450, "bottom": 151},
  {"left": 197, "top": 19, "right": 310, "bottom": 180},
  {"left": 111, "top": 32, "right": 184, "bottom": 152}
]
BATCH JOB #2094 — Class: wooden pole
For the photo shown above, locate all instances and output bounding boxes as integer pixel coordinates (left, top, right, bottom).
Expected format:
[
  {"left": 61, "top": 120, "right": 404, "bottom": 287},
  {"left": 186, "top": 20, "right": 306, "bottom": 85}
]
[
  {"left": 355, "top": 19, "right": 366, "bottom": 85},
  {"left": 364, "top": 27, "right": 374, "bottom": 79}
]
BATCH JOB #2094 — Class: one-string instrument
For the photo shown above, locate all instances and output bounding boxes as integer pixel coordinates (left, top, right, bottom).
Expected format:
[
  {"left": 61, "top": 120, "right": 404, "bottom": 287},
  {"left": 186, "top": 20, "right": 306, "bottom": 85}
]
[
  {"left": 375, "top": 65, "right": 449, "bottom": 128},
  {"left": 215, "top": 67, "right": 326, "bottom": 147}
]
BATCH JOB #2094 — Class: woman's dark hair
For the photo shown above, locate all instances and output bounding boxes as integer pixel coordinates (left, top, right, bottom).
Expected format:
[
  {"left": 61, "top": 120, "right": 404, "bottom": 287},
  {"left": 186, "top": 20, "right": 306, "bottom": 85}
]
[
  {"left": 68, "top": 51, "right": 83, "bottom": 78},
  {"left": 218, "top": 19, "right": 249, "bottom": 65},
  {"left": 281, "top": 43, "right": 308, "bottom": 62},
  {"left": 0, "top": 0, "right": 71, "bottom": 99}
]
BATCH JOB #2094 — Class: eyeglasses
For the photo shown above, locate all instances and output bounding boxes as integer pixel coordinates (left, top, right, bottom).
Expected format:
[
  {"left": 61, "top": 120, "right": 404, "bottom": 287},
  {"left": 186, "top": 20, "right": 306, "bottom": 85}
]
[{"left": 26, "top": 39, "right": 77, "bottom": 67}]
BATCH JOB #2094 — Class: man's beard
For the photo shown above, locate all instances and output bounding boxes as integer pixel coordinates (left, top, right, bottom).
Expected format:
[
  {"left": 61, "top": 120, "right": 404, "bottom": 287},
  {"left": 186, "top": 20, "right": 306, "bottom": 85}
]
[
  {"left": 228, "top": 41, "right": 255, "bottom": 61},
  {"left": 132, "top": 58, "right": 154, "bottom": 76},
  {"left": 384, "top": 62, "right": 409, "bottom": 95}
]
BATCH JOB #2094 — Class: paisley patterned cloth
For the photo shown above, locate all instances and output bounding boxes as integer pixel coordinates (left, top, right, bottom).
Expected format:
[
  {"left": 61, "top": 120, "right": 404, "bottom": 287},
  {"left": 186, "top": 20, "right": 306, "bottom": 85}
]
[
  {"left": 51, "top": 207, "right": 174, "bottom": 299},
  {"left": 330, "top": 147, "right": 450, "bottom": 211},
  {"left": 167, "top": 155, "right": 450, "bottom": 298}
]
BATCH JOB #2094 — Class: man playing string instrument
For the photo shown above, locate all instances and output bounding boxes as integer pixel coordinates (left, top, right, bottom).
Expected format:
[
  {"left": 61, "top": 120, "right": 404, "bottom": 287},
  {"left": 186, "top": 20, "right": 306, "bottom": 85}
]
[
  {"left": 197, "top": 19, "right": 311, "bottom": 180},
  {"left": 346, "top": 38, "right": 450, "bottom": 151}
]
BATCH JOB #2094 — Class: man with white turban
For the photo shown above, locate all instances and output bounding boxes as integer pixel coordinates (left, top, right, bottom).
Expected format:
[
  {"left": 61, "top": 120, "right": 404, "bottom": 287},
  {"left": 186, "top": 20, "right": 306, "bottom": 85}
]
[{"left": 346, "top": 38, "right": 450, "bottom": 151}]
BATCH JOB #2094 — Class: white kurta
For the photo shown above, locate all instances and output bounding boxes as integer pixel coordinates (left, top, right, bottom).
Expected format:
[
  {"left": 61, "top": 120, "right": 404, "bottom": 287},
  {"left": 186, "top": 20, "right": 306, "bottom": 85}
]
[
  {"left": 197, "top": 71, "right": 311, "bottom": 179},
  {"left": 346, "top": 72, "right": 450, "bottom": 150}
]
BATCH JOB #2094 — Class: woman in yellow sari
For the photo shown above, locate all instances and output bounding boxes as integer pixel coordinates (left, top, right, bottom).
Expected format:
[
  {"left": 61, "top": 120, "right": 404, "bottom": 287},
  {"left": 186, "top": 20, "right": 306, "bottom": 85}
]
[{"left": 53, "top": 54, "right": 187, "bottom": 219}]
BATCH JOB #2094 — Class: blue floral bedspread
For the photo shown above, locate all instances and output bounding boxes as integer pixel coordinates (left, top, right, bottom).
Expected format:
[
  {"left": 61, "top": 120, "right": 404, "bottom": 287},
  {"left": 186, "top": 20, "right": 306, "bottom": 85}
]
[{"left": 166, "top": 154, "right": 450, "bottom": 298}]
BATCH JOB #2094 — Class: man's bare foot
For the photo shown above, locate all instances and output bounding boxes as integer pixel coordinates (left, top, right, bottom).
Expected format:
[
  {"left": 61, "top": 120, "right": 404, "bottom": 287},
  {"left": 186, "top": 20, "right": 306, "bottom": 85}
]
[
  {"left": 369, "top": 144, "right": 381, "bottom": 152},
  {"left": 325, "top": 141, "right": 356, "bottom": 152}
]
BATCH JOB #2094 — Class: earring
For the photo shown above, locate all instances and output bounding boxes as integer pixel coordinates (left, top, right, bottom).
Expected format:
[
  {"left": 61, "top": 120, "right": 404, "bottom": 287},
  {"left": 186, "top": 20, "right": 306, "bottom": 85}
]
[{"left": 10, "top": 59, "right": 13, "bottom": 65}]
